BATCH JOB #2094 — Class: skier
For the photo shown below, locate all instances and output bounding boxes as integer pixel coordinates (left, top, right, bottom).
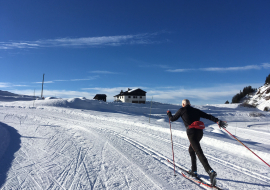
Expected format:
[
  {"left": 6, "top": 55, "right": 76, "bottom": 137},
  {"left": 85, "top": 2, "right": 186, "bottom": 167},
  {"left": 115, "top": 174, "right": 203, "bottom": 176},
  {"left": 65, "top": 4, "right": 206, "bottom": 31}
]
[{"left": 167, "top": 99, "right": 227, "bottom": 186}]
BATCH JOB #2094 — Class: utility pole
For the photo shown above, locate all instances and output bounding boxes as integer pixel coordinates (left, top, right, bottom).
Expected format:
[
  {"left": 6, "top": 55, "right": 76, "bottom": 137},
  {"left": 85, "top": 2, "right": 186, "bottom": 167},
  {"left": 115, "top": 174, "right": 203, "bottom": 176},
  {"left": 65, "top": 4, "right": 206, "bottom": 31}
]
[
  {"left": 41, "top": 74, "right": 45, "bottom": 99},
  {"left": 33, "top": 89, "right": 35, "bottom": 107}
]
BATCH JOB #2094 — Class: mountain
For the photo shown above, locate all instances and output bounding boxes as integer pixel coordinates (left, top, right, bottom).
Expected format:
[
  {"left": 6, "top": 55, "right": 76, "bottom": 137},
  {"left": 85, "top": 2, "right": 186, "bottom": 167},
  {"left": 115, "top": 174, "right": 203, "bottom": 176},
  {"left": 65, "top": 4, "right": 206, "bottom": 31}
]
[
  {"left": 0, "top": 90, "right": 38, "bottom": 102},
  {"left": 244, "top": 84, "right": 270, "bottom": 111}
]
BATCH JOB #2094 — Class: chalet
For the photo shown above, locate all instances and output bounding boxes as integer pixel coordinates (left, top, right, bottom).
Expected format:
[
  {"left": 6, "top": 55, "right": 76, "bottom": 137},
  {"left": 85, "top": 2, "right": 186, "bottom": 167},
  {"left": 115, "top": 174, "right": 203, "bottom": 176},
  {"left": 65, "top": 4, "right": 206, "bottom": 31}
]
[
  {"left": 93, "top": 94, "right": 107, "bottom": 102},
  {"left": 114, "top": 88, "right": 146, "bottom": 104}
]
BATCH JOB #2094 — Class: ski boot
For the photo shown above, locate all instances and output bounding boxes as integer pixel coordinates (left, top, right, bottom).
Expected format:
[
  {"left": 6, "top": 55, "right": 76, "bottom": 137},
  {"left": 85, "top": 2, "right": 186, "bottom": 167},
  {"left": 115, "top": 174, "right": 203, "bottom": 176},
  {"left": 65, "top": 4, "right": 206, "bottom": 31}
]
[
  {"left": 188, "top": 170, "right": 198, "bottom": 177},
  {"left": 208, "top": 170, "right": 217, "bottom": 186}
]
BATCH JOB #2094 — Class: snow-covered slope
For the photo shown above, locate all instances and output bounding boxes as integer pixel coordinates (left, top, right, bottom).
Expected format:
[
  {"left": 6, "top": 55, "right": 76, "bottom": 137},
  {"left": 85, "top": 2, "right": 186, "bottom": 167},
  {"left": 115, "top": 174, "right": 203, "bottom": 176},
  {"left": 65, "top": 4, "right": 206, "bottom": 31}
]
[
  {"left": 0, "top": 95, "right": 270, "bottom": 189},
  {"left": 246, "top": 84, "right": 270, "bottom": 111},
  {"left": 0, "top": 90, "right": 38, "bottom": 102}
]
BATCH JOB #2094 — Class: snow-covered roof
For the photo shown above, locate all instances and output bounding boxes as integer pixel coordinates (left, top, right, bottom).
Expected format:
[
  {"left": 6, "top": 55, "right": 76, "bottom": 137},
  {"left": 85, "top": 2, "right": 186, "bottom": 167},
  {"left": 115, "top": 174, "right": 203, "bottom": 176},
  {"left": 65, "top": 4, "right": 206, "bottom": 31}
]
[{"left": 114, "top": 88, "right": 146, "bottom": 97}]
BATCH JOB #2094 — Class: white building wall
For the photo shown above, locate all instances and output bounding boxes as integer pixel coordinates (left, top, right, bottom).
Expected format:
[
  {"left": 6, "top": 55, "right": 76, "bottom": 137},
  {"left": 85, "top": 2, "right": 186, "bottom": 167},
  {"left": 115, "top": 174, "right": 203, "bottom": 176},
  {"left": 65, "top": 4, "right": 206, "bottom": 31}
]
[
  {"left": 124, "top": 95, "right": 146, "bottom": 103},
  {"left": 115, "top": 95, "right": 146, "bottom": 103}
]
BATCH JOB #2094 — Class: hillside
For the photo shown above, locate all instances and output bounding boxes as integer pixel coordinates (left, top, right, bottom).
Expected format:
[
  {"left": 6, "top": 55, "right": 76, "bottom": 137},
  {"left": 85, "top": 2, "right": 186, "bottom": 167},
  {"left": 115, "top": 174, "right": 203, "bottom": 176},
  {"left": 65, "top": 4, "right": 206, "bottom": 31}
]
[
  {"left": 0, "top": 90, "right": 37, "bottom": 102},
  {"left": 244, "top": 84, "right": 270, "bottom": 111}
]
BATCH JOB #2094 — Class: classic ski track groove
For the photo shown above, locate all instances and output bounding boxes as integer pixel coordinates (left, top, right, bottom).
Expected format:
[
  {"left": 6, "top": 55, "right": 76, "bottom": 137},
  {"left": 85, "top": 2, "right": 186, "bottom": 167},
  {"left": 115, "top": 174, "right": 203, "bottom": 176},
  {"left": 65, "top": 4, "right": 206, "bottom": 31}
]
[{"left": 107, "top": 140, "right": 163, "bottom": 190}]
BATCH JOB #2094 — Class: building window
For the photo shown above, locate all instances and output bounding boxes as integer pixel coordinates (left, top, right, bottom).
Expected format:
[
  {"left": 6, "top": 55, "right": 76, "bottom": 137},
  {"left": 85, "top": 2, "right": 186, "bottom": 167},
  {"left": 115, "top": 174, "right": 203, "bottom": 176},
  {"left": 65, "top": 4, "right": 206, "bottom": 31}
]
[
  {"left": 140, "top": 96, "right": 142, "bottom": 98},
  {"left": 133, "top": 96, "right": 137, "bottom": 98},
  {"left": 128, "top": 96, "right": 131, "bottom": 98}
]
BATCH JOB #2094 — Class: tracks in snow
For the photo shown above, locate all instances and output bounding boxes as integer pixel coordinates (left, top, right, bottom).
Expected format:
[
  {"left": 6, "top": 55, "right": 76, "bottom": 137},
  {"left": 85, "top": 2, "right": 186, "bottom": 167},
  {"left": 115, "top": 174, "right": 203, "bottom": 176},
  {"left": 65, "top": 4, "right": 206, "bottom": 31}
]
[
  {"left": 0, "top": 109, "right": 163, "bottom": 190},
  {"left": 33, "top": 109, "right": 270, "bottom": 186},
  {"left": 98, "top": 127, "right": 270, "bottom": 184},
  {"left": 1, "top": 107, "right": 270, "bottom": 189}
]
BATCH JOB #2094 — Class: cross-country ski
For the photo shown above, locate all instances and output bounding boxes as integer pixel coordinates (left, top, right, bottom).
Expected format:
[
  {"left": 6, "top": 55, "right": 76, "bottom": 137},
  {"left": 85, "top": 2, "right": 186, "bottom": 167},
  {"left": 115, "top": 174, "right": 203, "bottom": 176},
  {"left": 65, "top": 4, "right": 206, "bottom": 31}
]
[{"left": 167, "top": 159, "right": 222, "bottom": 190}]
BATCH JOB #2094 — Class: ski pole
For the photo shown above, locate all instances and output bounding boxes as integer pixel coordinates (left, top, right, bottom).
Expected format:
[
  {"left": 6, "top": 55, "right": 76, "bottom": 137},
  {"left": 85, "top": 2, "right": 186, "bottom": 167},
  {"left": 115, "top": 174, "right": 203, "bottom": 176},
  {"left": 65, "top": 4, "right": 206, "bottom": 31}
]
[
  {"left": 222, "top": 127, "right": 270, "bottom": 168},
  {"left": 169, "top": 118, "right": 177, "bottom": 176}
]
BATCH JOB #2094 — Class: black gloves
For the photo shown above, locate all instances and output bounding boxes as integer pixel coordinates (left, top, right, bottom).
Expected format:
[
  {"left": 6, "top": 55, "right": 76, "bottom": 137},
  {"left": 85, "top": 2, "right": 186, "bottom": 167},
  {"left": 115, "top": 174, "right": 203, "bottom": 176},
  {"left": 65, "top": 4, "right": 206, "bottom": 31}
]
[
  {"left": 218, "top": 120, "right": 228, "bottom": 129},
  {"left": 167, "top": 110, "right": 172, "bottom": 116}
]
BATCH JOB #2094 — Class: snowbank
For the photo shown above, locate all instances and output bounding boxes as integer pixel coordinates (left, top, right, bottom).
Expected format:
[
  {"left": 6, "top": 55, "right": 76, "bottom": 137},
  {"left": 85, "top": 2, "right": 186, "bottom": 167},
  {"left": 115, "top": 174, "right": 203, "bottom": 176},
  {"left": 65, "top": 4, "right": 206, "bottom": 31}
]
[{"left": 0, "top": 97, "right": 183, "bottom": 115}]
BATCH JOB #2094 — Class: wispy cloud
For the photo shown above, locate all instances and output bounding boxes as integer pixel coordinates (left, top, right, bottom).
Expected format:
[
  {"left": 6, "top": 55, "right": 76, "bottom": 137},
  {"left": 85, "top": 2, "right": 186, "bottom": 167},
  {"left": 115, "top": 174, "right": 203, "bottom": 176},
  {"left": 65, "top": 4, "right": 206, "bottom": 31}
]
[
  {"left": 54, "top": 80, "right": 69, "bottom": 82},
  {"left": 89, "top": 71, "right": 118, "bottom": 74},
  {"left": 34, "top": 81, "right": 54, "bottom": 84},
  {"left": 10, "top": 89, "right": 96, "bottom": 99},
  {"left": 139, "top": 64, "right": 171, "bottom": 69},
  {"left": 33, "top": 76, "right": 99, "bottom": 83},
  {"left": 1, "top": 82, "right": 30, "bottom": 88},
  {"left": 13, "top": 85, "right": 29, "bottom": 87},
  {"left": 0, "top": 32, "right": 163, "bottom": 50},
  {"left": 166, "top": 68, "right": 193, "bottom": 72},
  {"left": 0, "top": 83, "right": 30, "bottom": 88},
  {"left": 167, "top": 63, "right": 270, "bottom": 72},
  {"left": 70, "top": 78, "right": 96, "bottom": 81},
  {"left": 0, "top": 82, "right": 10, "bottom": 88},
  {"left": 128, "top": 58, "right": 170, "bottom": 69}
]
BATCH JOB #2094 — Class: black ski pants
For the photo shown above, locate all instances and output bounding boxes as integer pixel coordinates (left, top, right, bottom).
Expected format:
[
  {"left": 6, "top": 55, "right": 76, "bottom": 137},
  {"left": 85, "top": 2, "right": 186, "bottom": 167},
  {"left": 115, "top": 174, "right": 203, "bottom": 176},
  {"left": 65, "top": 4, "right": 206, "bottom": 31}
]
[{"left": 187, "top": 128, "right": 212, "bottom": 173}]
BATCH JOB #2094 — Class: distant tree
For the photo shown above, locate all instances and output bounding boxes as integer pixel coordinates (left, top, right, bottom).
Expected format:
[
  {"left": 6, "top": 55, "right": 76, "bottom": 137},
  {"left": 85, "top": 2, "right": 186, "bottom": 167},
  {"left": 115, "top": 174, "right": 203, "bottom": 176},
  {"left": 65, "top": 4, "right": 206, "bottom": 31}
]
[
  {"left": 225, "top": 100, "right": 229, "bottom": 104},
  {"left": 232, "top": 94, "right": 240, "bottom": 103},
  {"left": 265, "top": 74, "right": 270, "bottom": 84},
  {"left": 231, "top": 86, "right": 256, "bottom": 103}
]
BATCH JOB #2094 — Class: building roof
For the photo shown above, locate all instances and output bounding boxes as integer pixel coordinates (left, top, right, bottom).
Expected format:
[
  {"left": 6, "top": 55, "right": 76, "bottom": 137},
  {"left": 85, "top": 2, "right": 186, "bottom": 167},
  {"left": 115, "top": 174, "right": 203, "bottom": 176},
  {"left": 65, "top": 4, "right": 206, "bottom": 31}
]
[
  {"left": 93, "top": 94, "right": 107, "bottom": 98},
  {"left": 114, "top": 88, "right": 146, "bottom": 97},
  {"left": 95, "top": 94, "right": 107, "bottom": 96}
]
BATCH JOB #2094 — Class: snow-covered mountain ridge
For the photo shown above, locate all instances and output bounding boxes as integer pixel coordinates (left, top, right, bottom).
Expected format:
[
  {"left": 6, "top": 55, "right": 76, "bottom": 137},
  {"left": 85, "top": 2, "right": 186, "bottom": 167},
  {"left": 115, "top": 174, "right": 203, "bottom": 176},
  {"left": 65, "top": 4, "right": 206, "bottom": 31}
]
[{"left": 244, "top": 84, "right": 270, "bottom": 111}]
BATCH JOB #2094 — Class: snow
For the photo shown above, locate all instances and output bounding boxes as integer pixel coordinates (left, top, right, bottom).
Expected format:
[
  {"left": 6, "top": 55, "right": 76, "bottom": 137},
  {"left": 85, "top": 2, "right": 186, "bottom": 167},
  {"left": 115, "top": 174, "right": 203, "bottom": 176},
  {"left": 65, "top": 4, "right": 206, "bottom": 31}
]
[
  {"left": 247, "top": 84, "right": 270, "bottom": 111},
  {"left": 0, "top": 90, "right": 37, "bottom": 102},
  {"left": 0, "top": 92, "right": 270, "bottom": 189}
]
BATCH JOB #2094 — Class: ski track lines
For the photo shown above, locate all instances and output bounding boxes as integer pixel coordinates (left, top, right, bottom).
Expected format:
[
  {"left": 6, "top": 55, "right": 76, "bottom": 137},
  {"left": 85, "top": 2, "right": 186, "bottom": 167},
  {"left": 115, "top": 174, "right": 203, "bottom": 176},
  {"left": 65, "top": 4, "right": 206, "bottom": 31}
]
[
  {"left": 127, "top": 128, "right": 270, "bottom": 183},
  {"left": 42, "top": 108, "right": 270, "bottom": 188},
  {"left": 0, "top": 107, "right": 269, "bottom": 189},
  {"left": 54, "top": 107, "right": 270, "bottom": 165},
  {"left": 0, "top": 108, "right": 164, "bottom": 190},
  {"left": 39, "top": 114, "right": 167, "bottom": 189},
  {"left": 99, "top": 127, "right": 270, "bottom": 187}
]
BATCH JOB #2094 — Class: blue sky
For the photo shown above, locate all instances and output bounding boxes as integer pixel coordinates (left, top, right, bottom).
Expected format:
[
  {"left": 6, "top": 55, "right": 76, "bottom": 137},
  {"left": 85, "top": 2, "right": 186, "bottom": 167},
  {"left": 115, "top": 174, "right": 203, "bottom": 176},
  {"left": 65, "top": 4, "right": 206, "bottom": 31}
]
[{"left": 0, "top": 0, "right": 269, "bottom": 105}]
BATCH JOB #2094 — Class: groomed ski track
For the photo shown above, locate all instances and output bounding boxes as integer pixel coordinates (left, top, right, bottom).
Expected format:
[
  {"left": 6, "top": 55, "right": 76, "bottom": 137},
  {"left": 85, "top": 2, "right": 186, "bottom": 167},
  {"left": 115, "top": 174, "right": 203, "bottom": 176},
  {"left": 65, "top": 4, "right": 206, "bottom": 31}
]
[{"left": 0, "top": 105, "right": 270, "bottom": 189}]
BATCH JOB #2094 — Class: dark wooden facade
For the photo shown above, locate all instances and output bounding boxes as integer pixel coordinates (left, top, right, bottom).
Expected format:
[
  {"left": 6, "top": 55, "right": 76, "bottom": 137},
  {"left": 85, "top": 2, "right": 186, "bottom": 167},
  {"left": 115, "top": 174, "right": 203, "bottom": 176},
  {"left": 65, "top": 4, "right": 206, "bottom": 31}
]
[{"left": 93, "top": 94, "right": 107, "bottom": 102}]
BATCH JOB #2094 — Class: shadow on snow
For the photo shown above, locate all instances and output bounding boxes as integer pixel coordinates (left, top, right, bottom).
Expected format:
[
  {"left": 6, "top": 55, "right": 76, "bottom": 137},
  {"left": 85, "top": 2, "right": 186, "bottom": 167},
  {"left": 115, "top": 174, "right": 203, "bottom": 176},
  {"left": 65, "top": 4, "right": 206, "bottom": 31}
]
[{"left": 0, "top": 122, "right": 21, "bottom": 188}]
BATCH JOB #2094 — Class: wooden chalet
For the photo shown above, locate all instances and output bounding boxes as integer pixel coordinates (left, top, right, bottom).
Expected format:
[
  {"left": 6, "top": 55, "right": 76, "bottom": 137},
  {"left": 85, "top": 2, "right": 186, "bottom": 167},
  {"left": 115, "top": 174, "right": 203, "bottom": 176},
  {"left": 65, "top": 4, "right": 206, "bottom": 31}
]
[{"left": 93, "top": 94, "right": 107, "bottom": 102}]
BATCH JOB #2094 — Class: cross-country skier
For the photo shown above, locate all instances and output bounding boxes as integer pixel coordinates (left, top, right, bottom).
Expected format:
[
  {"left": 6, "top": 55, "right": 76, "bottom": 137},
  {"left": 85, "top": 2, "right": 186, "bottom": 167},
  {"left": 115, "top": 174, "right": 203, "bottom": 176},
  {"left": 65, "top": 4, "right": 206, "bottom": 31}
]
[{"left": 167, "top": 99, "right": 227, "bottom": 186}]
